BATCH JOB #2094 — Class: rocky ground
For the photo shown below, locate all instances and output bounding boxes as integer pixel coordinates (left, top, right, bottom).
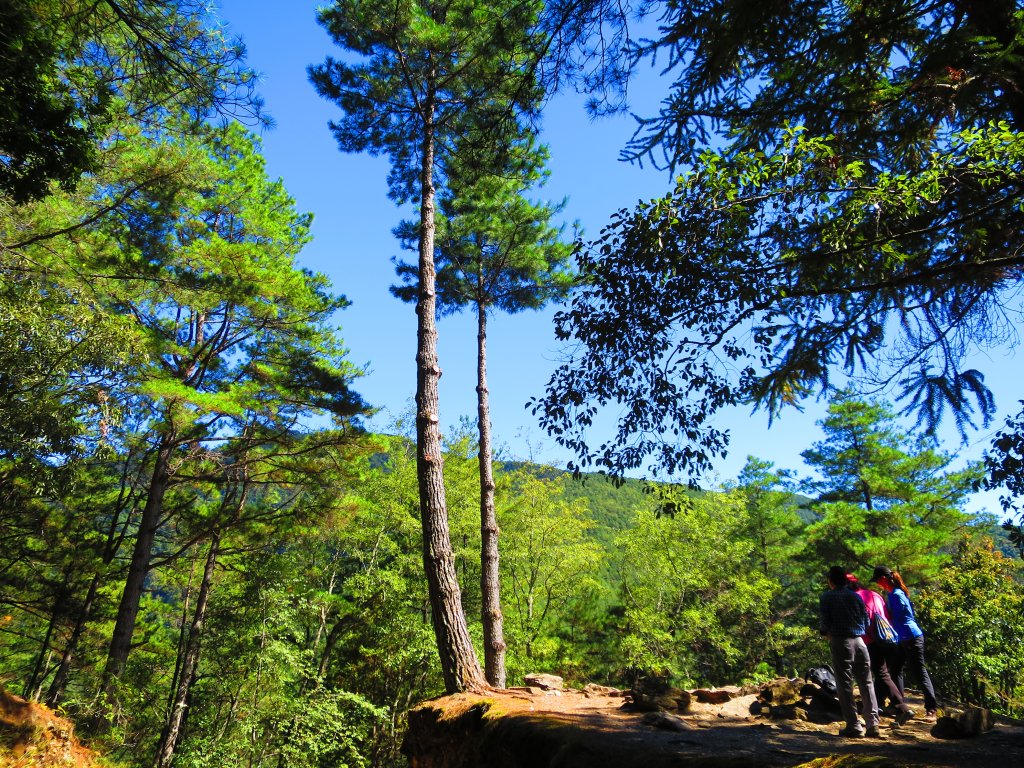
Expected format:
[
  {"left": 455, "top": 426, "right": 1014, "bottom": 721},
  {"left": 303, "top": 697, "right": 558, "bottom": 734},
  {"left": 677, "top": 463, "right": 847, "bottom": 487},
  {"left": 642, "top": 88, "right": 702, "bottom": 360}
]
[{"left": 402, "top": 676, "right": 1024, "bottom": 768}]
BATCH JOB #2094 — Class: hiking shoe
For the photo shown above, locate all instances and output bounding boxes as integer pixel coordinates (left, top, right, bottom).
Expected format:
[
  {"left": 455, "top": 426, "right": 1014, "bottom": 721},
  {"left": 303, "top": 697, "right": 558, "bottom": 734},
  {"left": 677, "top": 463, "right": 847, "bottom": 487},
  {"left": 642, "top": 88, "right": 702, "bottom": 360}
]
[
  {"left": 865, "top": 726, "right": 885, "bottom": 738},
  {"left": 838, "top": 725, "right": 866, "bottom": 738},
  {"left": 924, "top": 709, "right": 938, "bottom": 721},
  {"left": 895, "top": 707, "right": 915, "bottom": 726}
]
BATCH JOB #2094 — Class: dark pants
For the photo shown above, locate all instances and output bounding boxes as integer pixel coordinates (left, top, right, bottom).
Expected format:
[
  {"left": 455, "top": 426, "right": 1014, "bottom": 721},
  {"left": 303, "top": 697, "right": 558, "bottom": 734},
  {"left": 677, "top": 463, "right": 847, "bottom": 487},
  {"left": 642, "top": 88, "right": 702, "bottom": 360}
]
[
  {"left": 892, "top": 635, "right": 938, "bottom": 711},
  {"left": 868, "top": 641, "right": 911, "bottom": 714},
  {"left": 829, "top": 636, "right": 878, "bottom": 730}
]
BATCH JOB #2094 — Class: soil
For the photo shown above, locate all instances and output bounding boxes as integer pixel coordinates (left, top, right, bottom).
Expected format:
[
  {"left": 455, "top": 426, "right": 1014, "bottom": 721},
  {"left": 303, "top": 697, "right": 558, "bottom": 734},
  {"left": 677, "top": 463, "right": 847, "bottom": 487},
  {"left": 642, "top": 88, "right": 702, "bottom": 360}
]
[
  {"left": 403, "top": 685, "right": 1024, "bottom": 768},
  {"left": 0, "top": 688, "right": 102, "bottom": 768}
]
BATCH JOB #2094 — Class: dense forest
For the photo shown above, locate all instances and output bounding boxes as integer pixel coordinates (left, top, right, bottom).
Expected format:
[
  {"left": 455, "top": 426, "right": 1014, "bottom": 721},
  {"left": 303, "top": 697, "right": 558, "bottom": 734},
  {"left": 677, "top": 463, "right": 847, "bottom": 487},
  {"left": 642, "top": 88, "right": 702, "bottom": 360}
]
[{"left": 3, "top": 1, "right": 1024, "bottom": 767}]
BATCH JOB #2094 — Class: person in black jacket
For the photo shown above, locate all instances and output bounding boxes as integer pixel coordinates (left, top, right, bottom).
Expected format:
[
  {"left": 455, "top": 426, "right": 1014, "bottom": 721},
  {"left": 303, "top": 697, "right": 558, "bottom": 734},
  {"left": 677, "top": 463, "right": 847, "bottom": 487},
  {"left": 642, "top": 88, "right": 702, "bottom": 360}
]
[{"left": 819, "top": 565, "right": 882, "bottom": 738}]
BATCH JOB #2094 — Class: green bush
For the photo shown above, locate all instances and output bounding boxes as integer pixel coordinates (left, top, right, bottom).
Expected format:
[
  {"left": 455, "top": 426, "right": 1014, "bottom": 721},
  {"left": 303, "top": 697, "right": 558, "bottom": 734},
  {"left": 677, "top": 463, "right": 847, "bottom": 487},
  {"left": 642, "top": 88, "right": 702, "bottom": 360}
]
[{"left": 917, "top": 541, "right": 1024, "bottom": 716}]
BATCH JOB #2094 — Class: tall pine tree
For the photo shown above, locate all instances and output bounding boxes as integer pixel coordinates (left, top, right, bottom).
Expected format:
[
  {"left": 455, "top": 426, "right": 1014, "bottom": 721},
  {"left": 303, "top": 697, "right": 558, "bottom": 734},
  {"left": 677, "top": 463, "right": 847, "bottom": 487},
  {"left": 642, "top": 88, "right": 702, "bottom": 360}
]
[
  {"left": 311, "top": 0, "right": 549, "bottom": 692},
  {"left": 392, "top": 131, "right": 574, "bottom": 687}
]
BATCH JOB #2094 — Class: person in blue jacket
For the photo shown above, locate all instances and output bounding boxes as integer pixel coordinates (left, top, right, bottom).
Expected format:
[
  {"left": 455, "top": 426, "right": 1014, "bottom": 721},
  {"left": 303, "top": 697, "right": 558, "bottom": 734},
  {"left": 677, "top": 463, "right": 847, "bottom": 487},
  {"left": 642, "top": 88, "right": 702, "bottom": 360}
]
[{"left": 871, "top": 566, "right": 939, "bottom": 718}]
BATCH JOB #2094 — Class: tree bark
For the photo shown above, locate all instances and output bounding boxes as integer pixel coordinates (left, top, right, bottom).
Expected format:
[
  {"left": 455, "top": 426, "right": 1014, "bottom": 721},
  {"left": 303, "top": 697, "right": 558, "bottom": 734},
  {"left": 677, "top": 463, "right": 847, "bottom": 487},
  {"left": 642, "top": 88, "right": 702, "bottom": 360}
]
[
  {"left": 476, "top": 299, "right": 506, "bottom": 688},
  {"left": 154, "top": 530, "right": 219, "bottom": 768},
  {"left": 102, "top": 436, "right": 174, "bottom": 697},
  {"left": 415, "top": 89, "right": 486, "bottom": 694}
]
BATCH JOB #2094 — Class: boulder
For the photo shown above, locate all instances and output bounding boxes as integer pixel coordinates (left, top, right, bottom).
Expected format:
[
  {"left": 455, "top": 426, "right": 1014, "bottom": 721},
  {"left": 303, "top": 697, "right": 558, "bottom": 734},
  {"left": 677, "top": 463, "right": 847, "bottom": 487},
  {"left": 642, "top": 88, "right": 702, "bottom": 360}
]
[
  {"left": 626, "top": 678, "right": 692, "bottom": 713},
  {"left": 933, "top": 706, "right": 995, "bottom": 739},
  {"left": 717, "top": 693, "right": 760, "bottom": 719},
  {"left": 583, "top": 683, "right": 624, "bottom": 698},
  {"left": 768, "top": 703, "right": 809, "bottom": 721},
  {"left": 803, "top": 683, "right": 843, "bottom": 724},
  {"left": 625, "top": 689, "right": 691, "bottom": 713},
  {"left": 805, "top": 698, "right": 843, "bottom": 723},
  {"left": 523, "top": 673, "right": 563, "bottom": 691},
  {"left": 641, "top": 711, "right": 692, "bottom": 732},
  {"left": 693, "top": 689, "right": 734, "bottom": 704},
  {"left": 758, "top": 678, "right": 804, "bottom": 706}
]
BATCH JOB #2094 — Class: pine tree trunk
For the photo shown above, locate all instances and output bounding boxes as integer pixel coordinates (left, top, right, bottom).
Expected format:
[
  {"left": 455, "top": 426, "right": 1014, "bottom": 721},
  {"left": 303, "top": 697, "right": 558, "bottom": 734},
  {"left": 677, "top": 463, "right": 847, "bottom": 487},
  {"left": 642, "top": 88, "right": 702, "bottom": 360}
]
[
  {"left": 476, "top": 300, "right": 506, "bottom": 688},
  {"left": 416, "top": 93, "right": 485, "bottom": 694},
  {"left": 154, "top": 531, "right": 219, "bottom": 768},
  {"left": 102, "top": 437, "right": 174, "bottom": 696}
]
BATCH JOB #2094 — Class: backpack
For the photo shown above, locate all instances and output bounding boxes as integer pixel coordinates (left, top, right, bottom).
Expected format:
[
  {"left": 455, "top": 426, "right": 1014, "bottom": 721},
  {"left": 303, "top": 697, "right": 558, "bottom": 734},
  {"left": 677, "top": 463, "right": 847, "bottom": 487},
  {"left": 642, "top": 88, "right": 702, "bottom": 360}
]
[
  {"left": 872, "top": 613, "right": 899, "bottom": 645},
  {"left": 806, "top": 665, "right": 837, "bottom": 696}
]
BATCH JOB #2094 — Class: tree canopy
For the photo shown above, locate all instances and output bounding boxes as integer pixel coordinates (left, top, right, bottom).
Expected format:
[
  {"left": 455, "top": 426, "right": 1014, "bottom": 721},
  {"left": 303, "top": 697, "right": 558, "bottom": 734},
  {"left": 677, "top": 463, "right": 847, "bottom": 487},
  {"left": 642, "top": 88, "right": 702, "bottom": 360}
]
[
  {"left": 534, "top": 1, "right": 1024, "bottom": 479},
  {"left": 0, "top": 0, "right": 258, "bottom": 202}
]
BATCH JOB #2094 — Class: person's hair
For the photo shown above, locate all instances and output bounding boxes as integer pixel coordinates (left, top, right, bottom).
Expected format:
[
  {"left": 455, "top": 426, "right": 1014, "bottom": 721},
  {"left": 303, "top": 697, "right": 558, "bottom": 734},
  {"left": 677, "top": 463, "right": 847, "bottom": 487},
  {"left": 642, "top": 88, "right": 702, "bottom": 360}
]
[
  {"left": 827, "top": 565, "right": 849, "bottom": 587},
  {"left": 890, "top": 569, "right": 911, "bottom": 594},
  {"left": 847, "top": 574, "right": 864, "bottom": 590}
]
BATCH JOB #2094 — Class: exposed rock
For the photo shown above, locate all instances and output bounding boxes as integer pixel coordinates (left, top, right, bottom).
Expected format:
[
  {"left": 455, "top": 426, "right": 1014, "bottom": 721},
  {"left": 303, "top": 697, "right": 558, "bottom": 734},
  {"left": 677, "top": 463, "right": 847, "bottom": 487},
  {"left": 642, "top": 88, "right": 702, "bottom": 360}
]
[
  {"left": 693, "top": 689, "right": 733, "bottom": 704},
  {"left": 623, "top": 678, "right": 693, "bottom": 713},
  {"left": 716, "top": 693, "right": 759, "bottom": 719},
  {"left": 803, "top": 684, "right": 844, "bottom": 724},
  {"left": 932, "top": 706, "right": 995, "bottom": 739},
  {"left": 402, "top": 689, "right": 1024, "bottom": 768},
  {"left": 641, "top": 711, "right": 691, "bottom": 732},
  {"left": 583, "top": 683, "right": 623, "bottom": 698},
  {"left": 758, "top": 678, "right": 804, "bottom": 706},
  {"left": 623, "top": 692, "right": 679, "bottom": 713},
  {"left": 625, "top": 686, "right": 691, "bottom": 713},
  {"left": 673, "top": 688, "right": 693, "bottom": 711},
  {"left": 768, "top": 703, "right": 809, "bottom": 721},
  {"left": 523, "top": 673, "right": 563, "bottom": 691}
]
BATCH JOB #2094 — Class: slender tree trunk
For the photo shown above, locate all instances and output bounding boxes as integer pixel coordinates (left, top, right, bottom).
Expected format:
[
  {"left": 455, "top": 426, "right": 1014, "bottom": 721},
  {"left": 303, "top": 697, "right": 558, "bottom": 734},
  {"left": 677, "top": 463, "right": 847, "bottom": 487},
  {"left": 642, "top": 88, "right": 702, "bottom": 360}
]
[
  {"left": 316, "top": 615, "right": 349, "bottom": 681},
  {"left": 163, "top": 553, "right": 198, "bottom": 718},
  {"left": 154, "top": 530, "right": 219, "bottom": 768},
  {"left": 476, "top": 300, "right": 506, "bottom": 687},
  {"left": 45, "top": 574, "right": 99, "bottom": 707},
  {"left": 102, "top": 437, "right": 175, "bottom": 696},
  {"left": 415, "top": 92, "right": 485, "bottom": 694},
  {"left": 48, "top": 456, "right": 138, "bottom": 707},
  {"left": 25, "top": 585, "right": 64, "bottom": 700}
]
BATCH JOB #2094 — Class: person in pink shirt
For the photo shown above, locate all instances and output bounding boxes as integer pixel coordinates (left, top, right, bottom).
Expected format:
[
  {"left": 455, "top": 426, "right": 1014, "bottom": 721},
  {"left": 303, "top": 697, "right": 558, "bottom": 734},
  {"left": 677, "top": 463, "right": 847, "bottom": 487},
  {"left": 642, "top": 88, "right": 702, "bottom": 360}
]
[{"left": 848, "top": 573, "right": 914, "bottom": 724}]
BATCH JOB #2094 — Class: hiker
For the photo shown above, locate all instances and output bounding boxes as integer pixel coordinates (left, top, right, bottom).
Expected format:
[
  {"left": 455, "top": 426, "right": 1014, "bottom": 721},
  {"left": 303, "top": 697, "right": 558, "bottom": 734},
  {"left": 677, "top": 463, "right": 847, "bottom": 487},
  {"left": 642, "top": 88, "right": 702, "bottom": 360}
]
[
  {"left": 848, "top": 573, "right": 913, "bottom": 724},
  {"left": 871, "top": 566, "right": 939, "bottom": 719},
  {"left": 819, "top": 565, "right": 881, "bottom": 738}
]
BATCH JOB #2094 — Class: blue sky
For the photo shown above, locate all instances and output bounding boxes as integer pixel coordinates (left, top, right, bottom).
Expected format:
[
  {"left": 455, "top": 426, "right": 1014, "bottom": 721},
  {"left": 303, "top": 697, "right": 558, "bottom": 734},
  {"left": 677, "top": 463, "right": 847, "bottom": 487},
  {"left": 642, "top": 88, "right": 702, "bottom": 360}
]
[{"left": 216, "top": 1, "right": 1017, "bottom": 512}]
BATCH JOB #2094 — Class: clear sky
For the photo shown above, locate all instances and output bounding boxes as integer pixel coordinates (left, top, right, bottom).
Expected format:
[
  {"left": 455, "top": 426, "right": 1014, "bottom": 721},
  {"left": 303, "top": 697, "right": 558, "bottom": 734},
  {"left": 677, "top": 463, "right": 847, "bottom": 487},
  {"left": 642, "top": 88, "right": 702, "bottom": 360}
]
[{"left": 215, "top": 1, "right": 1017, "bottom": 513}]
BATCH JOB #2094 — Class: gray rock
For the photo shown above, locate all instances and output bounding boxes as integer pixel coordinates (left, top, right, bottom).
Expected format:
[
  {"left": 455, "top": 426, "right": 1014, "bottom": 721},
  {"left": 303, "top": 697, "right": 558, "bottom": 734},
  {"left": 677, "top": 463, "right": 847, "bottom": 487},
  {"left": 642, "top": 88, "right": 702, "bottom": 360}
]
[
  {"left": 717, "top": 693, "right": 760, "bottom": 719},
  {"left": 523, "top": 673, "right": 563, "bottom": 691},
  {"left": 641, "top": 711, "right": 692, "bottom": 732}
]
